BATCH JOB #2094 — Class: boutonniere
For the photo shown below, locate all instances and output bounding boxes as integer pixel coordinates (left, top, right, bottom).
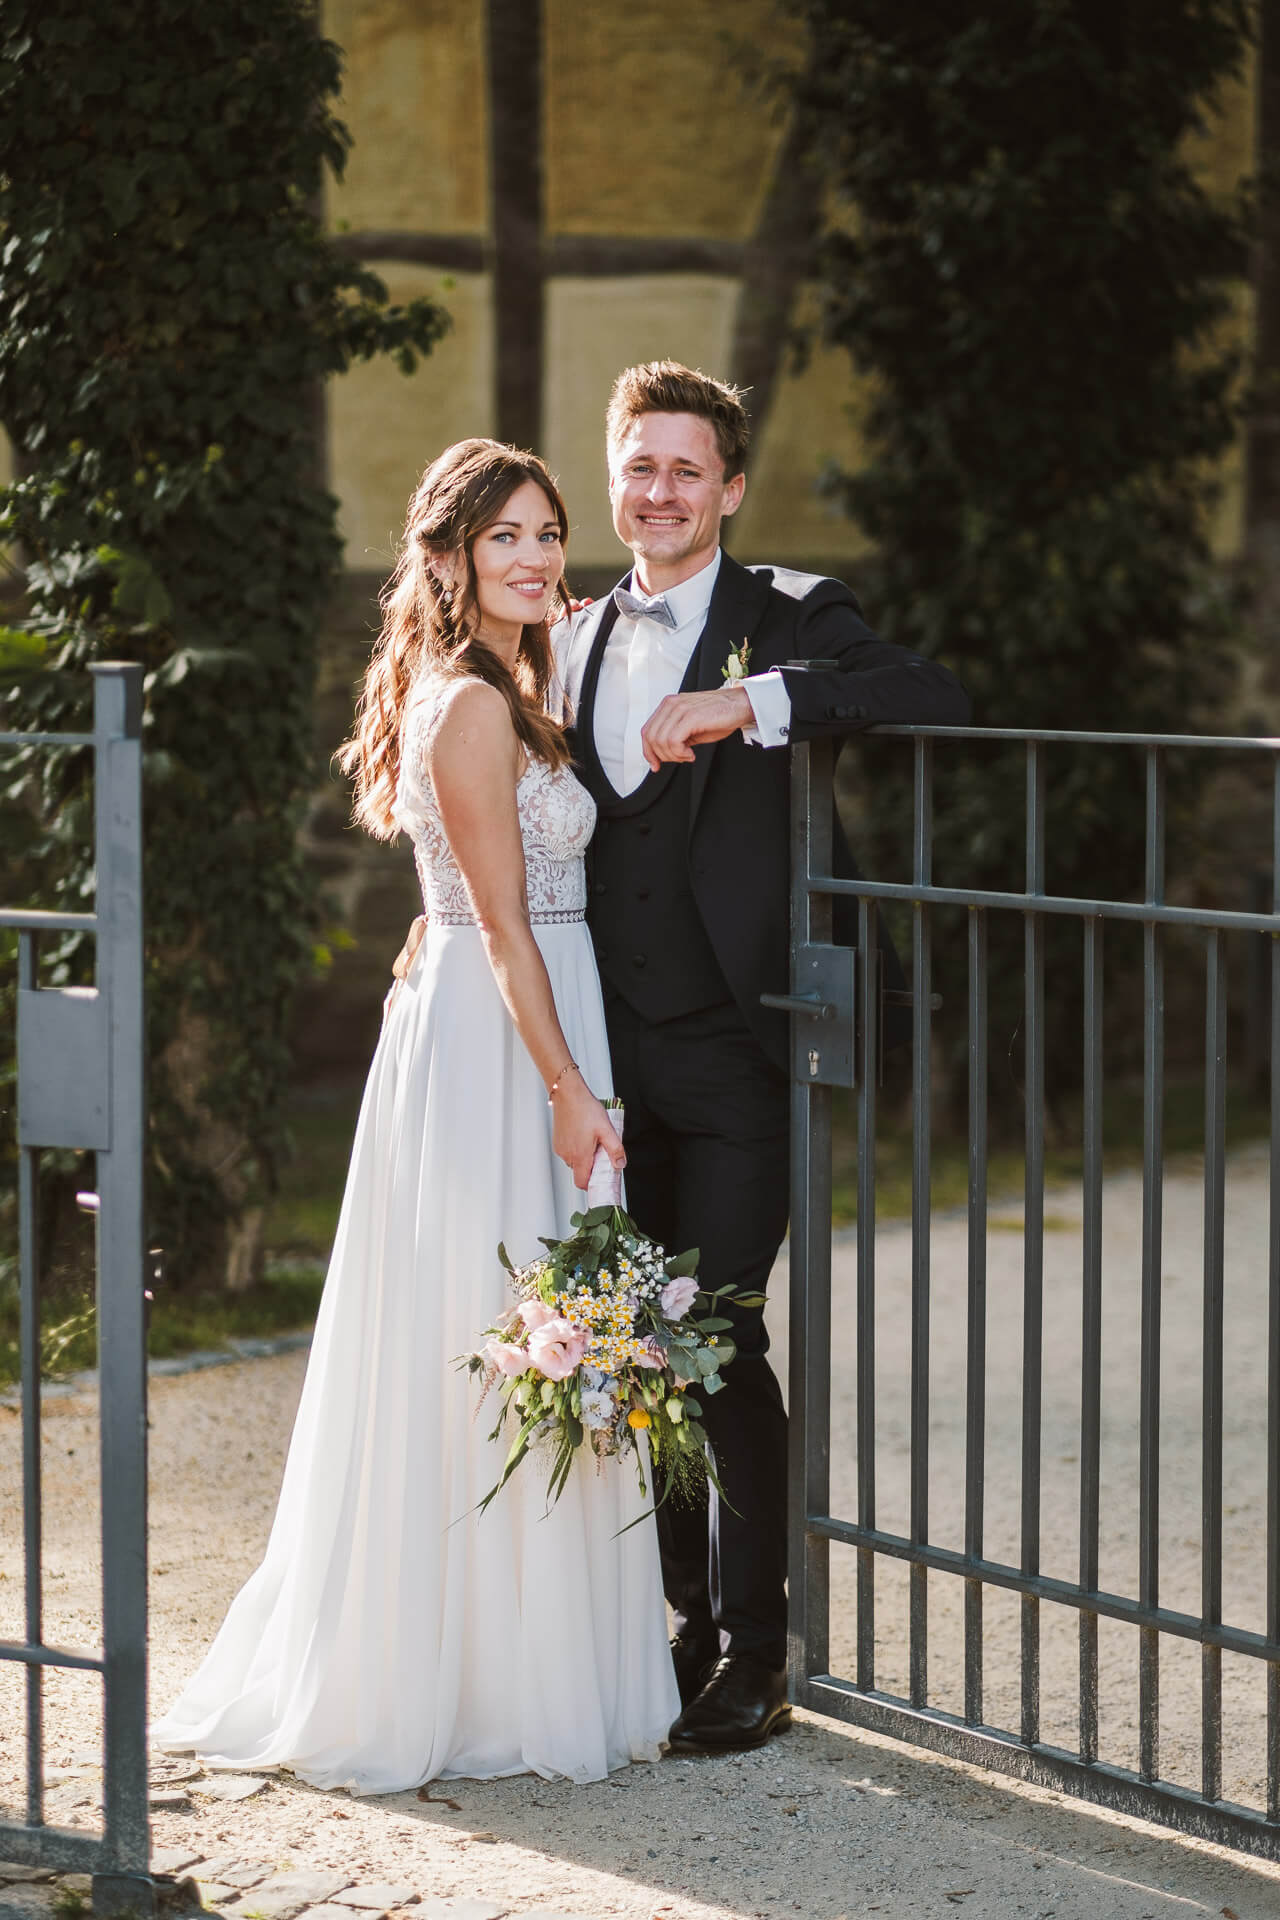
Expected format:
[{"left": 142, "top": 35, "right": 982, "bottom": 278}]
[{"left": 721, "top": 637, "right": 752, "bottom": 683}]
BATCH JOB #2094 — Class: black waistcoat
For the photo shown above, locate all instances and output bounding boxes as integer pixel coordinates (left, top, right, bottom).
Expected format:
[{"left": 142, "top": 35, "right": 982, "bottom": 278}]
[{"left": 573, "top": 620, "right": 731, "bottom": 1024}]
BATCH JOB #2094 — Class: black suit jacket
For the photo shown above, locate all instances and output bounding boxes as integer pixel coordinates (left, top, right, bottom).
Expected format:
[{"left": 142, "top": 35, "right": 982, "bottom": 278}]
[{"left": 557, "top": 552, "right": 971, "bottom": 1071}]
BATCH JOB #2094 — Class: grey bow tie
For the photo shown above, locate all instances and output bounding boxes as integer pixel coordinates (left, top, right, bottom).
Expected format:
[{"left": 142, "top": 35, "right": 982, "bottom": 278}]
[{"left": 613, "top": 584, "right": 678, "bottom": 630}]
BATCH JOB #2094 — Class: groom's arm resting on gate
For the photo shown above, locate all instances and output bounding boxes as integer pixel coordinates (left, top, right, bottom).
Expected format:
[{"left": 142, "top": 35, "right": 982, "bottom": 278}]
[
  {"left": 639, "top": 578, "right": 970, "bottom": 769},
  {"left": 423, "top": 679, "right": 625, "bottom": 1191},
  {"left": 771, "top": 579, "right": 970, "bottom": 743}
]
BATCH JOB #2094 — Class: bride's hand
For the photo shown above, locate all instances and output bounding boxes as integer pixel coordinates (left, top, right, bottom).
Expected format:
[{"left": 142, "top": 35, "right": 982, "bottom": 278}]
[{"left": 551, "top": 1075, "right": 626, "bottom": 1191}]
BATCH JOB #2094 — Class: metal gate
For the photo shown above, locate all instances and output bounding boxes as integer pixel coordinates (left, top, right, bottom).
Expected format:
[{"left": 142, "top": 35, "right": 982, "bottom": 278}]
[
  {"left": 782, "top": 722, "right": 1280, "bottom": 1860},
  {"left": 1, "top": 664, "right": 150, "bottom": 1910}
]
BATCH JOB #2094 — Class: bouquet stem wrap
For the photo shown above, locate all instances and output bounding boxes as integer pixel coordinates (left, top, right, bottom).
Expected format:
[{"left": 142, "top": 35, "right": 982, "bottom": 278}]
[{"left": 585, "top": 1100, "right": 624, "bottom": 1208}]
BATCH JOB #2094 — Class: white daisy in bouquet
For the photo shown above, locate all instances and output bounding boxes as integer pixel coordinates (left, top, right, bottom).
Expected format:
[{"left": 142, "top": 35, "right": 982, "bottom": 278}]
[{"left": 460, "top": 1105, "right": 759, "bottom": 1518}]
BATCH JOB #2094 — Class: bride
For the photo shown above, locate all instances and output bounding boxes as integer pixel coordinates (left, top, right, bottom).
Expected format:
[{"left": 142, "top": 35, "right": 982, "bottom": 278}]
[{"left": 152, "top": 439, "right": 681, "bottom": 1790}]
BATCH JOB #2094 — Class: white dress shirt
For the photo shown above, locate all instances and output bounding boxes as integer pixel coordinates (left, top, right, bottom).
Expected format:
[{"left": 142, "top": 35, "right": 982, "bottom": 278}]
[{"left": 593, "top": 550, "right": 792, "bottom": 796}]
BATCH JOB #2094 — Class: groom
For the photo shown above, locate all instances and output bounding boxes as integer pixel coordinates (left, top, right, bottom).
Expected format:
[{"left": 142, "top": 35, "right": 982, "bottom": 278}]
[{"left": 555, "top": 361, "right": 970, "bottom": 1754}]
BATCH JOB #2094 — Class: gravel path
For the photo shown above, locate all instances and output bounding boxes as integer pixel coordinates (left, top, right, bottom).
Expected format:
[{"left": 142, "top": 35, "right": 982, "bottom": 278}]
[{"left": 4, "top": 1155, "right": 1280, "bottom": 1919}]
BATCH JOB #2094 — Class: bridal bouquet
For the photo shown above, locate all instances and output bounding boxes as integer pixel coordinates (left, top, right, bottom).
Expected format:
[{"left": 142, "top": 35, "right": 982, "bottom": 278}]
[{"left": 460, "top": 1106, "right": 758, "bottom": 1517}]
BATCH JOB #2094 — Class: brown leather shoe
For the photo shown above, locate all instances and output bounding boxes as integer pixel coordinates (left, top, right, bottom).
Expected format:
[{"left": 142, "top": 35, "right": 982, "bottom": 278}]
[
  {"left": 665, "top": 1652, "right": 791, "bottom": 1753},
  {"left": 670, "top": 1634, "right": 718, "bottom": 1709}
]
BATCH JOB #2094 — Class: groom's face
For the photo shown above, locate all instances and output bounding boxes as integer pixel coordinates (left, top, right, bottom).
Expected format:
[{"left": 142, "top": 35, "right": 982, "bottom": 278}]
[{"left": 607, "top": 411, "right": 745, "bottom": 589}]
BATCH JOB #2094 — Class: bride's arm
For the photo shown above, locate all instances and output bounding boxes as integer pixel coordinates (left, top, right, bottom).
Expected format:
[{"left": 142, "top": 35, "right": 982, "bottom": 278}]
[{"left": 426, "top": 679, "right": 625, "bottom": 1191}]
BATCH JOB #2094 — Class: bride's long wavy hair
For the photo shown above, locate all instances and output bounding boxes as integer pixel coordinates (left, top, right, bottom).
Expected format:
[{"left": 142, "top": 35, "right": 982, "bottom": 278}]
[{"left": 338, "top": 439, "right": 574, "bottom": 838}]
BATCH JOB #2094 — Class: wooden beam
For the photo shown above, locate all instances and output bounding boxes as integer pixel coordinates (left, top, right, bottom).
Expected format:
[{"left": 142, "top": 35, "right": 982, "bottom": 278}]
[
  {"left": 331, "top": 232, "right": 746, "bottom": 279},
  {"left": 330, "top": 232, "right": 487, "bottom": 272},
  {"left": 487, "top": 0, "right": 544, "bottom": 450}
]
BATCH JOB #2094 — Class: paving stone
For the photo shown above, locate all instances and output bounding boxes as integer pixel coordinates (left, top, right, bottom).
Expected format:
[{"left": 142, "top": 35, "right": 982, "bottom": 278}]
[
  {"left": 193, "top": 1884, "right": 240, "bottom": 1907},
  {"left": 294, "top": 1908, "right": 368, "bottom": 1920},
  {"left": 56, "top": 1877, "right": 92, "bottom": 1898},
  {"left": 0, "top": 1887, "right": 58, "bottom": 1920},
  {"left": 520, "top": 1911, "right": 605, "bottom": 1920},
  {"left": 148, "top": 1761, "right": 204, "bottom": 1787},
  {"left": 414, "top": 1904, "right": 507, "bottom": 1920},
  {"left": 151, "top": 1852, "right": 205, "bottom": 1877},
  {"left": 205, "top": 1866, "right": 273, "bottom": 1891},
  {"left": 0, "top": 1874, "right": 52, "bottom": 1888},
  {"left": 193, "top": 1859, "right": 246, "bottom": 1883},
  {"left": 236, "top": 1873, "right": 352, "bottom": 1919},
  {"left": 148, "top": 1790, "right": 194, "bottom": 1810},
  {"left": 329, "top": 1890, "right": 417, "bottom": 1913},
  {"left": 190, "top": 1775, "right": 269, "bottom": 1804}
]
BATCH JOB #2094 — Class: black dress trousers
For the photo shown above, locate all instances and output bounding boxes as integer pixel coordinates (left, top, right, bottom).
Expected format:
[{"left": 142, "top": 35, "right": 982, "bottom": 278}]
[{"left": 604, "top": 992, "right": 790, "bottom": 1667}]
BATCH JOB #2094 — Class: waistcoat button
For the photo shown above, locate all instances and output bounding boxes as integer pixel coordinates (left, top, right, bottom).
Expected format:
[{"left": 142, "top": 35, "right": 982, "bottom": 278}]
[
  {"left": 632, "top": 954, "right": 647, "bottom": 968},
  {"left": 637, "top": 822, "right": 652, "bottom": 837}
]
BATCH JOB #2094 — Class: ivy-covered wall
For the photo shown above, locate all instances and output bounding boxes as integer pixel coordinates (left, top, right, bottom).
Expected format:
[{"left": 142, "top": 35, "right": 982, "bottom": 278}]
[{"left": 0, "top": 0, "right": 447, "bottom": 1287}]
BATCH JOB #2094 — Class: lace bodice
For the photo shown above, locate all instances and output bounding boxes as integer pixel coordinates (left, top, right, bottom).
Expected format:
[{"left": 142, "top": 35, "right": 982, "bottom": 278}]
[{"left": 392, "top": 674, "right": 595, "bottom": 924}]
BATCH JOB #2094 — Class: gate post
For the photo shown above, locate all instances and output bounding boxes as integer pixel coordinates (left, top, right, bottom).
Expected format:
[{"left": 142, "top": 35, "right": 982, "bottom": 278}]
[
  {"left": 87, "top": 663, "right": 151, "bottom": 1916},
  {"left": 786, "top": 738, "right": 834, "bottom": 1698}
]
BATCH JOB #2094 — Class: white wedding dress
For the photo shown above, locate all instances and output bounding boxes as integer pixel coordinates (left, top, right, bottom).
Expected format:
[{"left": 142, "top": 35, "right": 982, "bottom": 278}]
[{"left": 152, "top": 672, "right": 680, "bottom": 1790}]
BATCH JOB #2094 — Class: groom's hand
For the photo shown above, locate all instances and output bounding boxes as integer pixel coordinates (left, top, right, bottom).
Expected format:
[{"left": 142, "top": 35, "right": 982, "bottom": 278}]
[{"left": 640, "top": 685, "right": 754, "bottom": 769}]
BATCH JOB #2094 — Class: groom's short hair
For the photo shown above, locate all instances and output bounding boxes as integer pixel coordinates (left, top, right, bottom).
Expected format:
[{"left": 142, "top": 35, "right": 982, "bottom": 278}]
[{"left": 606, "top": 361, "right": 750, "bottom": 479}]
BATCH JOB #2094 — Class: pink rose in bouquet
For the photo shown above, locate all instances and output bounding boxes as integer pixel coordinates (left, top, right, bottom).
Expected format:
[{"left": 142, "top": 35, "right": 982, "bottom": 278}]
[
  {"left": 483, "top": 1337, "right": 528, "bottom": 1378},
  {"left": 661, "top": 1275, "right": 700, "bottom": 1320},
  {"left": 527, "top": 1315, "right": 589, "bottom": 1380},
  {"left": 634, "top": 1337, "right": 665, "bottom": 1369},
  {"left": 519, "top": 1297, "right": 557, "bottom": 1332}
]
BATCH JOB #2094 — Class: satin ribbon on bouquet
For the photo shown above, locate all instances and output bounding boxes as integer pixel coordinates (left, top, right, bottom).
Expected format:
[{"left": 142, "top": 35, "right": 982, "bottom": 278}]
[{"left": 586, "top": 1099, "right": 625, "bottom": 1208}]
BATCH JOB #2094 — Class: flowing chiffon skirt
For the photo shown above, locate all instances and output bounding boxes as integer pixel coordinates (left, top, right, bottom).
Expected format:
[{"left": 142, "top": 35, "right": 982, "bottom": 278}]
[{"left": 152, "top": 921, "right": 680, "bottom": 1790}]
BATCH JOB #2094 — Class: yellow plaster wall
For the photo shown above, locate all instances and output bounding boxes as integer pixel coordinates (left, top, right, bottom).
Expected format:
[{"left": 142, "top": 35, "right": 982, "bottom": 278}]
[
  {"left": 733, "top": 293, "right": 871, "bottom": 569},
  {"left": 329, "top": 268, "right": 493, "bottom": 566},
  {"left": 544, "top": 275, "right": 740, "bottom": 567},
  {"left": 544, "top": 0, "right": 788, "bottom": 239},
  {"left": 323, "top": 0, "right": 486, "bottom": 234}
]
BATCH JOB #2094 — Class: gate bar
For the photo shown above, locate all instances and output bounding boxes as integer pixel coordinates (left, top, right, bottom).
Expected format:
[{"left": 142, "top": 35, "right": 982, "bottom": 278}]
[
  {"left": 18, "top": 931, "right": 43, "bottom": 1827},
  {"left": 1270, "top": 758, "right": 1280, "bottom": 1822},
  {"left": 1139, "top": 745, "right": 1166, "bottom": 1783},
  {"left": 805, "top": 877, "right": 1280, "bottom": 936},
  {"left": 909, "top": 737, "right": 933, "bottom": 1709},
  {"left": 1021, "top": 742, "right": 1046, "bottom": 1747},
  {"left": 1202, "top": 934, "right": 1227, "bottom": 1804},
  {"left": 856, "top": 892, "right": 877, "bottom": 1691},
  {"left": 1079, "top": 916, "right": 1104, "bottom": 1766},
  {"left": 964, "top": 909, "right": 988, "bottom": 1728}
]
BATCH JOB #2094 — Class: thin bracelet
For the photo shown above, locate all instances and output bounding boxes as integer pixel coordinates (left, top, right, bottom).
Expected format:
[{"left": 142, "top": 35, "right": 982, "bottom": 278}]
[{"left": 548, "top": 1059, "right": 580, "bottom": 1101}]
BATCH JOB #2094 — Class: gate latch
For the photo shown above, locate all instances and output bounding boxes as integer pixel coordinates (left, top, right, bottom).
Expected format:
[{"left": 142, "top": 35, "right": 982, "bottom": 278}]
[
  {"left": 760, "top": 943, "right": 859, "bottom": 1087},
  {"left": 17, "top": 985, "right": 111, "bottom": 1150}
]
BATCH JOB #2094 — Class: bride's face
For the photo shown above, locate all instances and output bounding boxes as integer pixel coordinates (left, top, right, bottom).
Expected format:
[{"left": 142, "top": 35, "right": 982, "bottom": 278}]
[{"left": 468, "top": 481, "right": 564, "bottom": 642}]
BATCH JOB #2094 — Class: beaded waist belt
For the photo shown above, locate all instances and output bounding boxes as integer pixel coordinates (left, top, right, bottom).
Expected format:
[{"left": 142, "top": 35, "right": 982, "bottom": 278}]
[{"left": 431, "top": 907, "right": 586, "bottom": 926}]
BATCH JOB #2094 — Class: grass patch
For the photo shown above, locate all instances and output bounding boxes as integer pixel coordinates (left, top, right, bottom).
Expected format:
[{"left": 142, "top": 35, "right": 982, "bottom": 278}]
[{"left": 0, "top": 1265, "right": 325, "bottom": 1393}]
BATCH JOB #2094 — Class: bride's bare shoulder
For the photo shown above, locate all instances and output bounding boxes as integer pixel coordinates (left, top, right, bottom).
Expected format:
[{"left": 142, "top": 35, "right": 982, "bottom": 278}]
[{"left": 424, "top": 676, "right": 519, "bottom": 777}]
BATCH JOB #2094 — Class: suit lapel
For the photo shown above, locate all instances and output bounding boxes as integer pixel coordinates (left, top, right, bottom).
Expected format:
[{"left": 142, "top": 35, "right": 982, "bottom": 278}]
[
  {"left": 563, "top": 591, "right": 622, "bottom": 768},
  {"left": 687, "top": 552, "right": 775, "bottom": 828}
]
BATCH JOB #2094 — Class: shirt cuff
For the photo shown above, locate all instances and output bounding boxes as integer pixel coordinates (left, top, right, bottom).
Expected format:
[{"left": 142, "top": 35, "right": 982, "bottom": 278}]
[{"left": 740, "top": 668, "right": 792, "bottom": 748}]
